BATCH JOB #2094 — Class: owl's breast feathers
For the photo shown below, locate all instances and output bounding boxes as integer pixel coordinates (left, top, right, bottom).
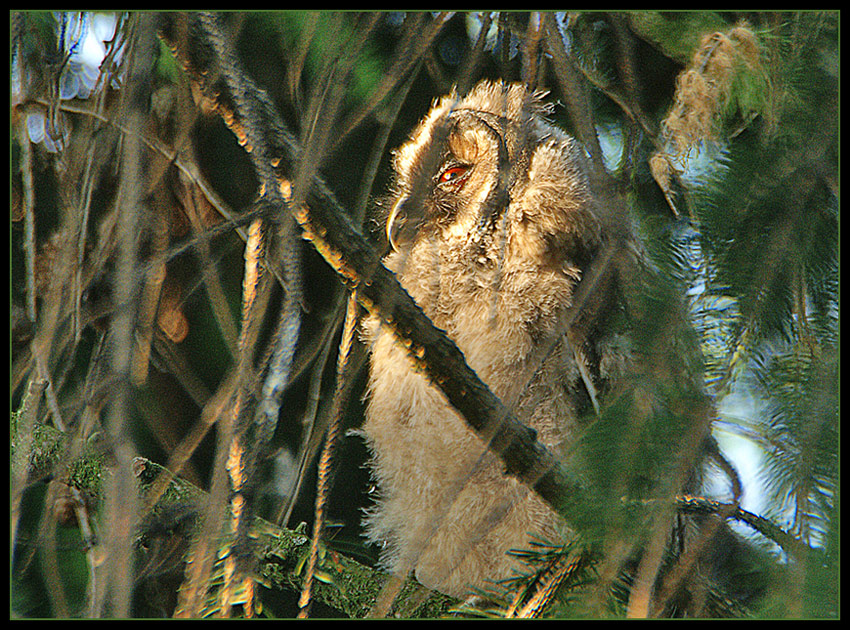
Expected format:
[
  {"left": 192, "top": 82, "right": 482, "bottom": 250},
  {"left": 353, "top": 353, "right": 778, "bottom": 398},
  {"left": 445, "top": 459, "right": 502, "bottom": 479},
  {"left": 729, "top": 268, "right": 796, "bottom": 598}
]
[{"left": 363, "top": 80, "right": 612, "bottom": 598}]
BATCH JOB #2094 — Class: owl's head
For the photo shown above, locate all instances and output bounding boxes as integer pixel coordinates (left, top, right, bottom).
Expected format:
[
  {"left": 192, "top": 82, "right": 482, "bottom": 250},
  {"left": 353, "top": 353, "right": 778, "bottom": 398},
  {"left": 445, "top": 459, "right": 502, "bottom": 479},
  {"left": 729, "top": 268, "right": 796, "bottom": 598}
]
[{"left": 385, "top": 80, "right": 601, "bottom": 272}]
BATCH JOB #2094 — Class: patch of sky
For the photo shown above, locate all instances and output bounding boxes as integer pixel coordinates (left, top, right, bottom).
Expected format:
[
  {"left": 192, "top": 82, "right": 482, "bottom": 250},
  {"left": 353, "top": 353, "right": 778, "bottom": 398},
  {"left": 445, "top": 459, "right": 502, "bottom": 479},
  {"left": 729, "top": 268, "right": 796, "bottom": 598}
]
[{"left": 16, "top": 12, "right": 122, "bottom": 153}]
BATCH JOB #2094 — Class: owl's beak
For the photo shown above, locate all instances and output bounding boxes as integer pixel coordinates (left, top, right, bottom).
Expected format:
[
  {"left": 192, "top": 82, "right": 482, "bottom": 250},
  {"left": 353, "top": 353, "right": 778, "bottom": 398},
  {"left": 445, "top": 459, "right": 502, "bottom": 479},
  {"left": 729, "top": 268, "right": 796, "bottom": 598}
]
[{"left": 386, "top": 194, "right": 407, "bottom": 253}]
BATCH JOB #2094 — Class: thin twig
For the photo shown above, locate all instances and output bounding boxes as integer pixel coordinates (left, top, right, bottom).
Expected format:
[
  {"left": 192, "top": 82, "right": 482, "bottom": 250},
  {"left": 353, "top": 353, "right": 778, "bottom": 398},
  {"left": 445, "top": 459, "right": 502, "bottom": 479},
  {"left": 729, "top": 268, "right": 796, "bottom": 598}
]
[
  {"left": 16, "top": 106, "right": 38, "bottom": 323},
  {"left": 94, "top": 12, "right": 155, "bottom": 617},
  {"left": 298, "top": 293, "right": 360, "bottom": 618},
  {"left": 330, "top": 12, "right": 453, "bottom": 152},
  {"left": 541, "top": 13, "right": 607, "bottom": 186},
  {"left": 277, "top": 307, "right": 339, "bottom": 527}
]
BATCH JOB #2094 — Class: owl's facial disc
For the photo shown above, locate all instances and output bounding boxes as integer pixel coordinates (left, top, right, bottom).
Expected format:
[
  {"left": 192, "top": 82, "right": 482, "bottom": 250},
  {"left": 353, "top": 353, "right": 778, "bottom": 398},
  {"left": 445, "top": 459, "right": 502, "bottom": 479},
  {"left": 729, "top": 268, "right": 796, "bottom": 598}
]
[
  {"left": 385, "top": 107, "right": 513, "bottom": 252},
  {"left": 386, "top": 157, "right": 473, "bottom": 252}
]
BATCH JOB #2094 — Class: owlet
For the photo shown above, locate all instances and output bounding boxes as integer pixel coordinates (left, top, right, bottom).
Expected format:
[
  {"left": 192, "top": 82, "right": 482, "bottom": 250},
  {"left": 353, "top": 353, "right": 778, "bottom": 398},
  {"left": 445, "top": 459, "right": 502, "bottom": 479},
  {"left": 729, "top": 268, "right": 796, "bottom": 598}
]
[{"left": 361, "top": 80, "right": 613, "bottom": 598}]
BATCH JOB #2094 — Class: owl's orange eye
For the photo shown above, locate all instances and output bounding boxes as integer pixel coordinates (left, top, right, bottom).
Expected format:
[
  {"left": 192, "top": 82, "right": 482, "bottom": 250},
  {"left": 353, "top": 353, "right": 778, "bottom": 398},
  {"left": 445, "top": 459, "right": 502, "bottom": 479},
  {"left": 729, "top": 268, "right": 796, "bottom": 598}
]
[{"left": 437, "top": 164, "right": 470, "bottom": 185}]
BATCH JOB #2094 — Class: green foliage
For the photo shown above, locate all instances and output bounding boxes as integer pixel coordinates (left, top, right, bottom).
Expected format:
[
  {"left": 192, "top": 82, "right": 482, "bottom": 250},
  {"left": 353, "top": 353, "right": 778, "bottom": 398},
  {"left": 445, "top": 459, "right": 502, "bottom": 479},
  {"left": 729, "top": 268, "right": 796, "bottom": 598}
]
[
  {"left": 11, "top": 482, "right": 93, "bottom": 618},
  {"left": 156, "top": 37, "right": 183, "bottom": 85},
  {"left": 270, "top": 12, "right": 387, "bottom": 110},
  {"left": 694, "top": 137, "right": 837, "bottom": 341},
  {"left": 628, "top": 11, "right": 729, "bottom": 64},
  {"left": 722, "top": 53, "right": 770, "bottom": 129},
  {"left": 751, "top": 344, "right": 838, "bottom": 543},
  {"left": 678, "top": 12, "right": 838, "bottom": 617}
]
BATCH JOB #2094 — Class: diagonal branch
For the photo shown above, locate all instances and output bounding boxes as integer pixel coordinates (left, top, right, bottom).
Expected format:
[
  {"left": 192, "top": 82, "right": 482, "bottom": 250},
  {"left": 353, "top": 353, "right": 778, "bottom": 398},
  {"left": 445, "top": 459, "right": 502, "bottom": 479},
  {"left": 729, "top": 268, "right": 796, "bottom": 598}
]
[{"left": 157, "top": 11, "right": 580, "bottom": 513}]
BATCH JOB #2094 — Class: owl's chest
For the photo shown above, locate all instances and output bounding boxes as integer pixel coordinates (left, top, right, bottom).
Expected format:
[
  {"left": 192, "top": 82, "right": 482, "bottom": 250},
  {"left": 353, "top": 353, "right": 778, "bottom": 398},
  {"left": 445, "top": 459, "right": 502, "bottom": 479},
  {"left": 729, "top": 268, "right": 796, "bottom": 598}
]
[
  {"left": 364, "top": 240, "right": 584, "bottom": 487},
  {"left": 399, "top": 244, "right": 573, "bottom": 369}
]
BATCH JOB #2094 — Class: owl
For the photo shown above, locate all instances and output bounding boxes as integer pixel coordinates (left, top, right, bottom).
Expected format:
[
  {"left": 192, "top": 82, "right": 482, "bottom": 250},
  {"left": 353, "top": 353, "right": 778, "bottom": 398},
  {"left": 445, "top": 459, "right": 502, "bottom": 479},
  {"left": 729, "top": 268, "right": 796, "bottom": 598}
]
[{"left": 361, "top": 80, "right": 615, "bottom": 599}]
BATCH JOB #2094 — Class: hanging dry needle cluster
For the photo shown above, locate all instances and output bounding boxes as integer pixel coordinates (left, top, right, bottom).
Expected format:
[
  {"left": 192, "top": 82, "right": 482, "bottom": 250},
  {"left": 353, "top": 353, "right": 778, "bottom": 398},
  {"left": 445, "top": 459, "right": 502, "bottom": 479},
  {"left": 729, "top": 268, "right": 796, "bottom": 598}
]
[{"left": 650, "top": 23, "right": 764, "bottom": 214}]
